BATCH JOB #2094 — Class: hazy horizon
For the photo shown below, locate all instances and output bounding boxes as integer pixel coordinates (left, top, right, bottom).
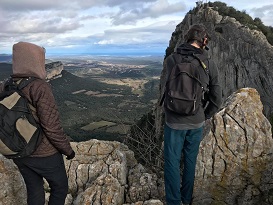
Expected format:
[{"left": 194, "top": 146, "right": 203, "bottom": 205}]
[{"left": 0, "top": 52, "right": 165, "bottom": 59}]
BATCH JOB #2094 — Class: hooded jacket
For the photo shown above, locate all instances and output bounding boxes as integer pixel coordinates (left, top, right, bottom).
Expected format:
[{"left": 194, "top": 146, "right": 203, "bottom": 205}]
[
  {"left": 164, "top": 43, "right": 222, "bottom": 130},
  {"left": 3, "top": 42, "right": 74, "bottom": 157}
]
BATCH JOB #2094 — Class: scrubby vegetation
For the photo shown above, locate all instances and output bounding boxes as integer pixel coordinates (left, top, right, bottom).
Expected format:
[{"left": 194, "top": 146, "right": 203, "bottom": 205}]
[
  {"left": 124, "top": 111, "right": 164, "bottom": 172},
  {"left": 207, "top": 1, "right": 273, "bottom": 45}
]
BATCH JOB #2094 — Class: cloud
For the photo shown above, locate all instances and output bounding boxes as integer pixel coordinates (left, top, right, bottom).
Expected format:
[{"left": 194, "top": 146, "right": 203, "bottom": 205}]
[
  {"left": 0, "top": 0, "right": 157, "bottom": 11},
  {"left": 0, "top": 0, "right": 66, "bottom": 11},
  {"left": 250, "top": 4, "right": 273, "bottom": 26},
  {"left": 7, "top": 0, "right": 272, "bottom": 55},
  {"left": 95, "top": 39, "right": 115, "bottom": 45},
  {"left": 111, "top": 0, "right": 186, "bottom": 25},
  {"left": 90, "top": 20, "right": 177, "bottom": 48},
  {"left": 0, "top": 7, "right": 84, "bottom": 34},
  {"left": 9, "top": 16, "right": 82, "bottom": 34}
]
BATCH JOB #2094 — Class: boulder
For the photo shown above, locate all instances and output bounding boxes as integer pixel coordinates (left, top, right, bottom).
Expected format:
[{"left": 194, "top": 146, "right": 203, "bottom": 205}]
[{"left": 194, "top": 88, "right": 273, "bottom": 204}]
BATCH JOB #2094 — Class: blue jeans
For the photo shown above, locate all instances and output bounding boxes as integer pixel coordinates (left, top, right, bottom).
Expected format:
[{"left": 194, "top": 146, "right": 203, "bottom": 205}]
[
  {"left": 164, "top": 124, "right": 203, "bottom": 205},
  {"left": 13, "top": 153, "right": 68, "bottom": 205}
]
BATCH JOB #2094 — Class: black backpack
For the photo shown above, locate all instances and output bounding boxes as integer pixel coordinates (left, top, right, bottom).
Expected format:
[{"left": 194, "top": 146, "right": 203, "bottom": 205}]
[
  {"left": 0, "top": 77, "right": 42, "bottom": 158},
  {"left": 160, "top": 52, "right": 209, "bottom": 115}
]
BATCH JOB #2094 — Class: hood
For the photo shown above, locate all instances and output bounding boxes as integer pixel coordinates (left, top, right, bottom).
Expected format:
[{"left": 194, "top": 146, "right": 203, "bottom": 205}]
[
  {"left": 176, "top": 43, "right": 206, "bottom": 56},
  {"left": 12, "top": 42, "right": 46, "bottom": 80}
]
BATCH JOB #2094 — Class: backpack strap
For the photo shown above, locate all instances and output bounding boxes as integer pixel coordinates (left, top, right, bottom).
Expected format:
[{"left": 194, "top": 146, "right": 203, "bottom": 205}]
[
  {"left": 17, "top": 77, "right": 37, "bottom": 90},
  {"left": 192, "top": 53, "right": 209, "bottom": 74},
  {"left": 4, "top": 77, "right": 37, "bottom": 91},
  {"left": 7, "top": 77, "right": 40, "bottom": 122}
]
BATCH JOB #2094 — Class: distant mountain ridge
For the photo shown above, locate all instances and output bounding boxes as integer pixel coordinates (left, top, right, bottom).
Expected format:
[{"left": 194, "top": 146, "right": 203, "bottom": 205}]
[
  {"left": 0, "top": 54, "right": 12, "bottom": 63},
  {"left": 0, "top": 61, "right": 63, "bottom": 81}
]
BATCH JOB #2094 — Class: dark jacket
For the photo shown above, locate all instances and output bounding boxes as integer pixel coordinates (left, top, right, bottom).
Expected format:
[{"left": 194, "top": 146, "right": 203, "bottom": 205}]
[
  {"left": 0, "top": 42, "right": 73, "bottom": 157},
  {"left": 164, "top": 43, "right": 222, "bottom": 130}
]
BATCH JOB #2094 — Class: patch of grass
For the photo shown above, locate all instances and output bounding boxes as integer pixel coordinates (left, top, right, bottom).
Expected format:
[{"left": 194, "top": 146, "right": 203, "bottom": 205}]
[{"left": 81, "top": 120, "right": 116, "bottom": 131}]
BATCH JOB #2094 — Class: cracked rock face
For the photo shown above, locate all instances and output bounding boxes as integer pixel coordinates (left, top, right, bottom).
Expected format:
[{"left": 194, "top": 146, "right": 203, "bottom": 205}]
[
  {"left": 159, "top": 7, "right": 273, "bottom": 118},
  {"left": 65, "top": 140, "right": 131, "bottom": 204},
  {"left": 0, "top": 139, "right": 162, "bottom": 205},
  {"left": 126, "top": 164, "right": 160, "bottom": 203},
  {"left": 0, "top": 88, "right": 272, "bottom": 204},
  {"left": 194, "top": 88, "right": 273, "bottom": 204},
  {"left": 64, "top": 140, "right": 161, "bottom": 205}
]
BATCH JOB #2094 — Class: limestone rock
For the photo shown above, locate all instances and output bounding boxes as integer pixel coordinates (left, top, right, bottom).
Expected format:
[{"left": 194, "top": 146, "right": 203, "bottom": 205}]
[
  {"left": 0, "top": 156, "right": 26, "bottom": 205},
  {"left": 1, "top": 87, "right": 272, "bottom": 205},
  {"left": 159, "top": 6, "right": 273, "bottom": 119},
  {"left": 45, "top": 61, "right": 63, "bottom": 80},
  {"left": 62, "top": 139, "right": 163, "bottom": 205},
  {"left": 63, "top": 140, "right": 129, "bottom": 204},
  {"left": 123, "top": 199, "right": 164, "bottom": 205},
  {"left": 0, "top": 138, "right": 163, "bottom": 205},
  {"left": 126, "top": 164, "right": 160, "bottom": 203},
  {"left": 194, "top": 88, "right": 273, "bottom": 204},
  {"left": 74, "top": 173, "right": 124, "bottom": 205}
]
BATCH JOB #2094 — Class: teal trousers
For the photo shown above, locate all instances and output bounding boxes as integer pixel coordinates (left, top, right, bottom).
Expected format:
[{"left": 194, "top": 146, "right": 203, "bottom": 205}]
[{"left": 164, "top": 124, "right": 203, "bottom": 205}]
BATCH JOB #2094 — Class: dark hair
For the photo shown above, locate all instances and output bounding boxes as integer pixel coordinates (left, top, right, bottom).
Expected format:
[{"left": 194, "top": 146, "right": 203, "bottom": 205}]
[{"left": 184, "top": 24, "right": 211, "bottom": 44}]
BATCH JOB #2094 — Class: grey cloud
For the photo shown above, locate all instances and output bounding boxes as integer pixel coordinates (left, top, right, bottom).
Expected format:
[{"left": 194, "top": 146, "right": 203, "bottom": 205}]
[
  {"left": 0, "top": 0, "right": 66, "bottom": 11},
  {"left": 30, "top": 21, "right": 82, "bottom": 34},
  {"left": 251, "top": 4, "right": 273, "bottom": 18},
  {"left": 250, "top": 4, "right": 273, "bottom": 26},
  {"left": 111, "top": 0, "right": 186, "bottom": 25},
  {"left": 0, "top": 0, "right": 157, "bottom": 11},
  {"left": 3, "top": 10, "right": 84, "bottom": 34},
  {"left": 76, "top": 0, "right": 157, "bottom": 9},
  {"left": 79, "top": 15, "right": 97, "bottom": 21},
  {"left": 89, "top": 20, "right": 177, "bottom": 46}
]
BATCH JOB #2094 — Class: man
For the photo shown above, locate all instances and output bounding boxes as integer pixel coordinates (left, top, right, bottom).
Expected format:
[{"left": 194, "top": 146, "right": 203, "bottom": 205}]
[
  {"left": 0, "top": 42, "right": 75, "bottom": 205},
  {"left": 163, "top": 24, "right": 222, "bottom": 205}
]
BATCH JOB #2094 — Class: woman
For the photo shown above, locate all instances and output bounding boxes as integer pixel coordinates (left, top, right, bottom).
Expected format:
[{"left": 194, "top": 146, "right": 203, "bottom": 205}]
[{"left": 6, "top": 42, "right": 75, "bottom": 205}]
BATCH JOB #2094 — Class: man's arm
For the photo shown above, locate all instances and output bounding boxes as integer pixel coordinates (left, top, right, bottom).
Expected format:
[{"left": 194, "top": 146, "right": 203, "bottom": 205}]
[{"left": 204, "top": 60, "right": 222, "bottom": 119}]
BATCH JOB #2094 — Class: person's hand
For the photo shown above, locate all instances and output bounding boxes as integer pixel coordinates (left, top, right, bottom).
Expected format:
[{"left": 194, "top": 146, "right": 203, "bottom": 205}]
[{"left": 66, "top": 150, "right": 75, "bottom": 160}]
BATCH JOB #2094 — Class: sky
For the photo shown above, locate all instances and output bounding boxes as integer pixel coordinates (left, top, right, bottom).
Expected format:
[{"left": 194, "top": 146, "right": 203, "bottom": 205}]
[{"left": 0, "top": 0, "right": 273, "bottom": 56}]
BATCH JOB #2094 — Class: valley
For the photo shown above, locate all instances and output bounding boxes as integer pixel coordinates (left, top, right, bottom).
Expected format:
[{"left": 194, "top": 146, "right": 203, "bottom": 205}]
[{"left": 0, "top": 55, "right": 163, "bottom": 142}]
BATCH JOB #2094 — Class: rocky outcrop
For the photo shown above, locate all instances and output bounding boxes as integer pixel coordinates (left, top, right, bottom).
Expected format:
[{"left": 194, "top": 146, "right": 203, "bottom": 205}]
[
  {"left": 159, "top": 5, "right": 273, "bottom": 119},
  {"left": 45, "top": 61, "right": 63, "bottom": 80},
  {"left": 0, "top": 156, "right": 26, "bottom": 204},
  {"left": 65, "top": 140, "right": 163, "bottom": 205},
  {"left": 194, "top": 88, "right": 273, "bottom": 204},
  {"left": 0, "top": 88, "right": 272, "bottom": 204},
  {"left": 153, "top": 6, "right": 273, "bottom": 203},
  {"left": 0, "top": 140, "right": 162, "bottom": 205},
  {"left": 0, "top": 61, "right": 63, "bottom": 83}
]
